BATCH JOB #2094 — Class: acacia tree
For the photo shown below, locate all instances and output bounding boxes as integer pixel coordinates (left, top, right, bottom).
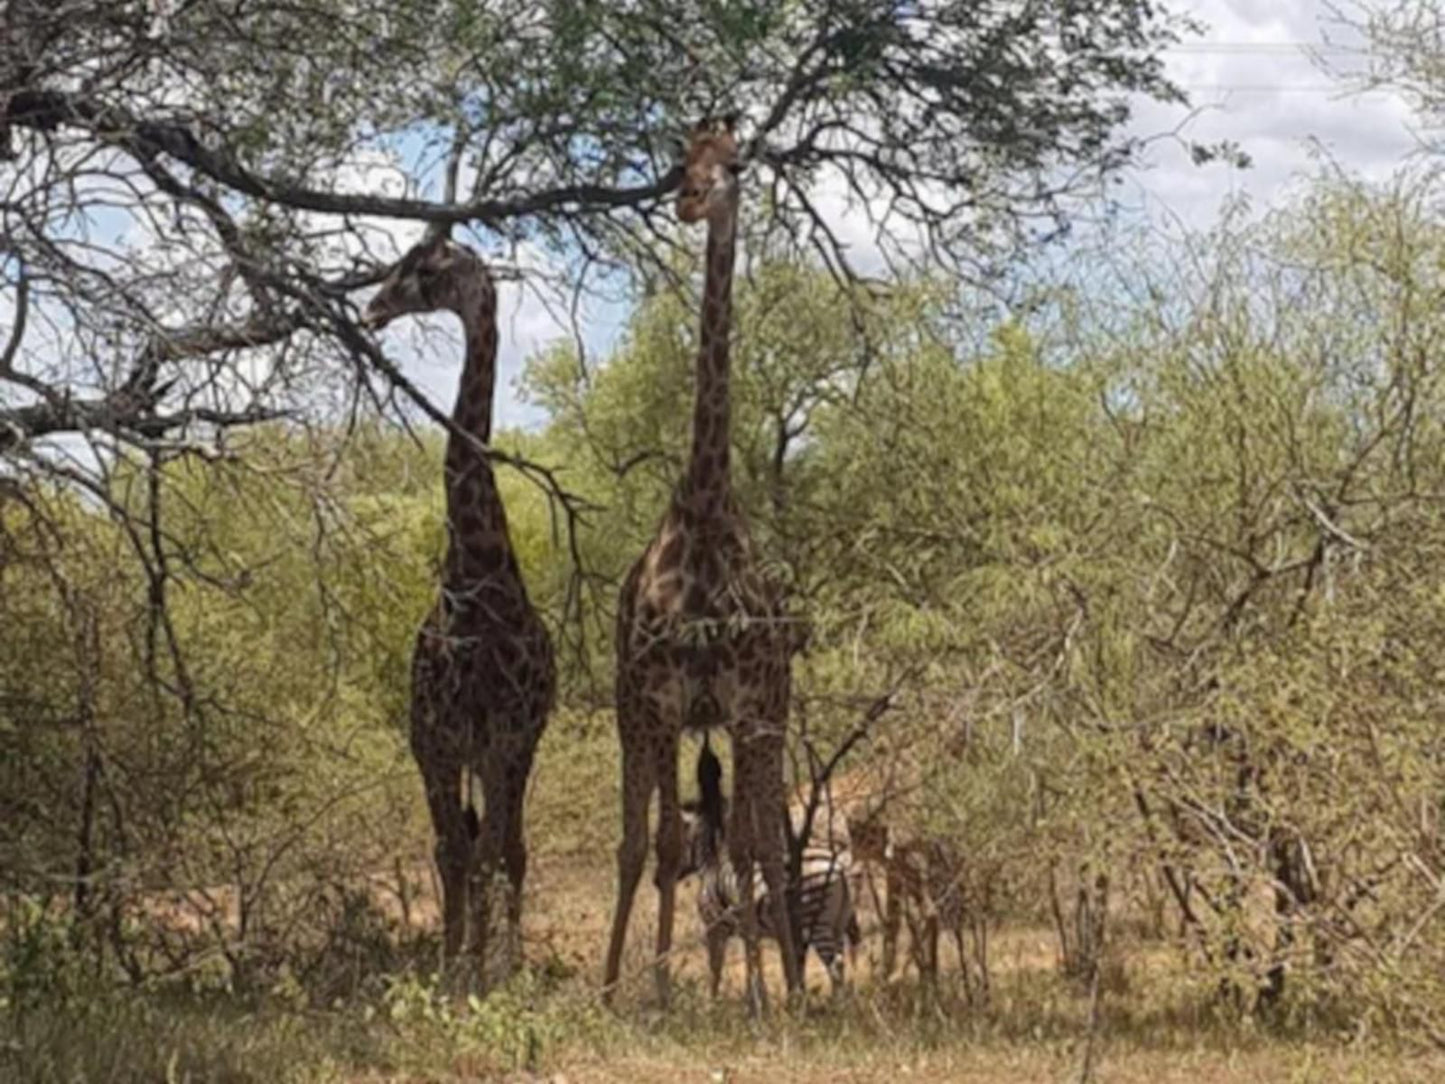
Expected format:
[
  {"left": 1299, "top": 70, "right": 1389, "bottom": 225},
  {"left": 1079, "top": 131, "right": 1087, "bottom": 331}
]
[
  {"left": 1, "top": 0, "right": 1192, "bottom": 469},
  {"left": 1, "top": 1, "right": 1197, "bottom": 645},
  {"left": 1323, "top": 0, "right": 1445, "bottom": 140},
  {"left": 0, "top": 0, "right": 1196, "bottom": 693}
]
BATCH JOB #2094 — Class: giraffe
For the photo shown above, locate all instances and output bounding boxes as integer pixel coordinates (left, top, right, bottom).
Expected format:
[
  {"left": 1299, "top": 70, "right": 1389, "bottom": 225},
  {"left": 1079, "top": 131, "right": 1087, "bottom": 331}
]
[
  {"left": 602, "top": 117, "right": 803, "bottom": 1011},
  {"left": 362, "top": 231, "right": 555, "bottom": 985}
]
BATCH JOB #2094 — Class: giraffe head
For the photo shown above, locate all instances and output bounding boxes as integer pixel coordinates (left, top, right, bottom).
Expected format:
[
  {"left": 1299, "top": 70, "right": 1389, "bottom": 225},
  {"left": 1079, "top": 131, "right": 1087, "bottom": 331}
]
[
  {"left": 361, "top": 233, "right": 486, "bottom": 329},
  {"left": 677, "top": 116, "right": 740, "bottom": 225},
  {"left": 847, "top": 812, "right": 893, "bottom": 865}
]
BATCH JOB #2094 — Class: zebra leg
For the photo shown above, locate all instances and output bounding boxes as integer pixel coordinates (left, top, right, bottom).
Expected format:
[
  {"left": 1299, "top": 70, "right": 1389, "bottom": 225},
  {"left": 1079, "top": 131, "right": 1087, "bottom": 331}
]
[
  {"left": 706, "top": 923, "right": 728, "bottom": 1000},
  {"left": 882, "top": 865, "right": 903, "bottom": 982},
  {"left": 837, "top": 881, "right": 859, "bottom": 994},
  {"left": 846, "top": 908, "right": 862, "bottom": 968},
  {"left": 816, "top": 933, "right": 845, "bottom": 996}
]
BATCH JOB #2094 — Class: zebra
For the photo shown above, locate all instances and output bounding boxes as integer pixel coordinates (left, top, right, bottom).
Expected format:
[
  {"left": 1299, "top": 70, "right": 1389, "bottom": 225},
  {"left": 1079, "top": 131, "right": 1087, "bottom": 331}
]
[{"left": 678, "top": 738, "right": 860, "bottom": 997}]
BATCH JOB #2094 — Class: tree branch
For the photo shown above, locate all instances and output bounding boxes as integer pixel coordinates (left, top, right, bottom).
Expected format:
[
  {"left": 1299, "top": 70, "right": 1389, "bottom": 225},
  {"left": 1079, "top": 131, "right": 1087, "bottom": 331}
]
[{"left": 6, "top": 89, "right": 684, "bottom": 226}]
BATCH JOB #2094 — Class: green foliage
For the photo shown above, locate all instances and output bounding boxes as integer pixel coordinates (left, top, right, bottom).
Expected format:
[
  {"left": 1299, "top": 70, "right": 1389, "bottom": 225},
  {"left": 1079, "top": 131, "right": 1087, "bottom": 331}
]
[
  {"left": 380, "top": 969, "right": 606, "bottom": 1077},
  {"left": 0, "top": 426, "right": 433, "bottom": 992}
]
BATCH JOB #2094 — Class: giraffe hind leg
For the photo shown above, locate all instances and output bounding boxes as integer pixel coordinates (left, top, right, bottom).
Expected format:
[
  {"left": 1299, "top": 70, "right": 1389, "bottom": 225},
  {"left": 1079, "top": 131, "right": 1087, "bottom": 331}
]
[
  {"left": 754, "top": 771, "right": 802, "bottom": 999},
  {"left": 469, "top": 760, "right": 514, "bottom": 990}
]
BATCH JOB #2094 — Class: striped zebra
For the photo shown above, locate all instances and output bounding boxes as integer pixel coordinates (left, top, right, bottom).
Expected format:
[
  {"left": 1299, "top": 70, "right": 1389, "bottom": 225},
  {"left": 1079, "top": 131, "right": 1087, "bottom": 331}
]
[{"left": 679, "top": 740, "right": 860, "bottom": 997}]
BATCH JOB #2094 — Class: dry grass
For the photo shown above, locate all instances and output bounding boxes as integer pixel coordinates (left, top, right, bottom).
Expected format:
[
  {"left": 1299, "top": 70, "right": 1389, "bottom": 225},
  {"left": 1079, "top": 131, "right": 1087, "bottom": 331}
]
[{"left": 524, "top": 1047, "right": 1444, "bottom": 1084}]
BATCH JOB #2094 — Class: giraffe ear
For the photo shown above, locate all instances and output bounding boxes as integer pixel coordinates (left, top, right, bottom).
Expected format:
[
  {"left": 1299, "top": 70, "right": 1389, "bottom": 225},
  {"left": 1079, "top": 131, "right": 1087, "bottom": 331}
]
[{"left": 415, "top": 235, "right": 460, "bottom": 275}]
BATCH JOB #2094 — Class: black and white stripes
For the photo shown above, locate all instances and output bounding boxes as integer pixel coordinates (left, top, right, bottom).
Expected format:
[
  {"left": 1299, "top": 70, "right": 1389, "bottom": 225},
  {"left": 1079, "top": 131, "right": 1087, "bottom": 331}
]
[{"left": 679, "top": 739, "right": 859, "bottom": 996}]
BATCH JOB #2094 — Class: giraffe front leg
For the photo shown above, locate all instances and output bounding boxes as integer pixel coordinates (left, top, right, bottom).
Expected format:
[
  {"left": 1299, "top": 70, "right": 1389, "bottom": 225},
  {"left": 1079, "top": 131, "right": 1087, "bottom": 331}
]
[
  {"left": 603, "top": 738, "right": 652, "bottom": 1005},
  {"left": 498, "top": 759, "right": 531, "bottom": 981},
  {"left": 652, "top": 735, "right": 683, "bottom": 1008},
  {"left": 416, "top": 752, "right": 468, "bottom": 973}
]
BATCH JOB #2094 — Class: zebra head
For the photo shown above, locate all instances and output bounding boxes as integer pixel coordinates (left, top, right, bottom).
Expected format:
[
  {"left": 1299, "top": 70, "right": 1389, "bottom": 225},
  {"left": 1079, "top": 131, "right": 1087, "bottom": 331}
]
[{"left": 678, "top": 799, "right": 710, "bottom": 880}]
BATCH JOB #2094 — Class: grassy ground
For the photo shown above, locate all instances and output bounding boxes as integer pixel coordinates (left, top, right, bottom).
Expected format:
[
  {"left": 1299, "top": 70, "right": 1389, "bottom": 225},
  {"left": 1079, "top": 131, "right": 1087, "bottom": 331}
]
[
  {"left": 7, "top": 848, "right": 1442, "bottom": 1083},
  {"left": 8, "top": 961, "right": 1443, "bottom": 1083},
  {"left": 6, "top": 726, "right": 1444, "bottom": 1082}
]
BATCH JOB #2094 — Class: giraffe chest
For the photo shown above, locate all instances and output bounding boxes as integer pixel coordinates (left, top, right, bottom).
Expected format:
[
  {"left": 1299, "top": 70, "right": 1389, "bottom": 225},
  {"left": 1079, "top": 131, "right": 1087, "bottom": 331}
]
[
  {"left": 415, "top": 599, "right": 556, "bottom": 725},
  {"left": 635, "top": 522, "right": 771, "bottom": 625},
  {"left": 620, "top": 507, "right": 791, "bottom": 730}
]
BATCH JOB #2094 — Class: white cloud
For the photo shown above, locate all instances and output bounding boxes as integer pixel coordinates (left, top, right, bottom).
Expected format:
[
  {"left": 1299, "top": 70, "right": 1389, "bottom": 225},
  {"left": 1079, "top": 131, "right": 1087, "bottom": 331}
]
[{"left": 1119, "top": 0, "right": 1422, "bottom": 229}]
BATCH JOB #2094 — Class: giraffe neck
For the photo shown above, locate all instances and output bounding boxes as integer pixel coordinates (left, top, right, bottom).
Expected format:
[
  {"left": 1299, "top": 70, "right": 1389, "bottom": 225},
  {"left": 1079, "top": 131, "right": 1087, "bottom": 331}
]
[
  {"left": 448, "top": 275, "right": 497, "bottom": 448},
  {"left": 442, "top": 273, "right": 517, "bottom": 591},
  {"left": 684, "top": 184, "right": 739, "bottom": 513}
]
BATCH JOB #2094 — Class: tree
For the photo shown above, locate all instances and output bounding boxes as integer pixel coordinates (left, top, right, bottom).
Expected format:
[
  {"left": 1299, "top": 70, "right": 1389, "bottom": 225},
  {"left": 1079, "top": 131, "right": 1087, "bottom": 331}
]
[
  {"left": 2, "top": 1, "right": 1192, "bottom": 477},
  {"left": 524, "top": 165, "right": 1445, "bottom": 1031},
  {"left": 1320, "top": 0, "right": 1445, "bottom": 155}
]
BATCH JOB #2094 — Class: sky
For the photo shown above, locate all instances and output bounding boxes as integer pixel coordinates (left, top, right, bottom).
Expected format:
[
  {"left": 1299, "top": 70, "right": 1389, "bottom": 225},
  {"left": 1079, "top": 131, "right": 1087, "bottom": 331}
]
[
  {"left": 369, "top": 1, "right": 1435, "bottom": 433},
  {"left": 1116, "top": 0, "right": 1423, "bottom": 228}
]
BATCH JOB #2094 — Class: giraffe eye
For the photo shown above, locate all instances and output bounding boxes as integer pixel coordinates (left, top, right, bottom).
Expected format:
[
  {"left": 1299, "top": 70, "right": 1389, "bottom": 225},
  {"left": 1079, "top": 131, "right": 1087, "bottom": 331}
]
[{"left": 416, "top": 269, "right": 443, "bottom": 301}]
